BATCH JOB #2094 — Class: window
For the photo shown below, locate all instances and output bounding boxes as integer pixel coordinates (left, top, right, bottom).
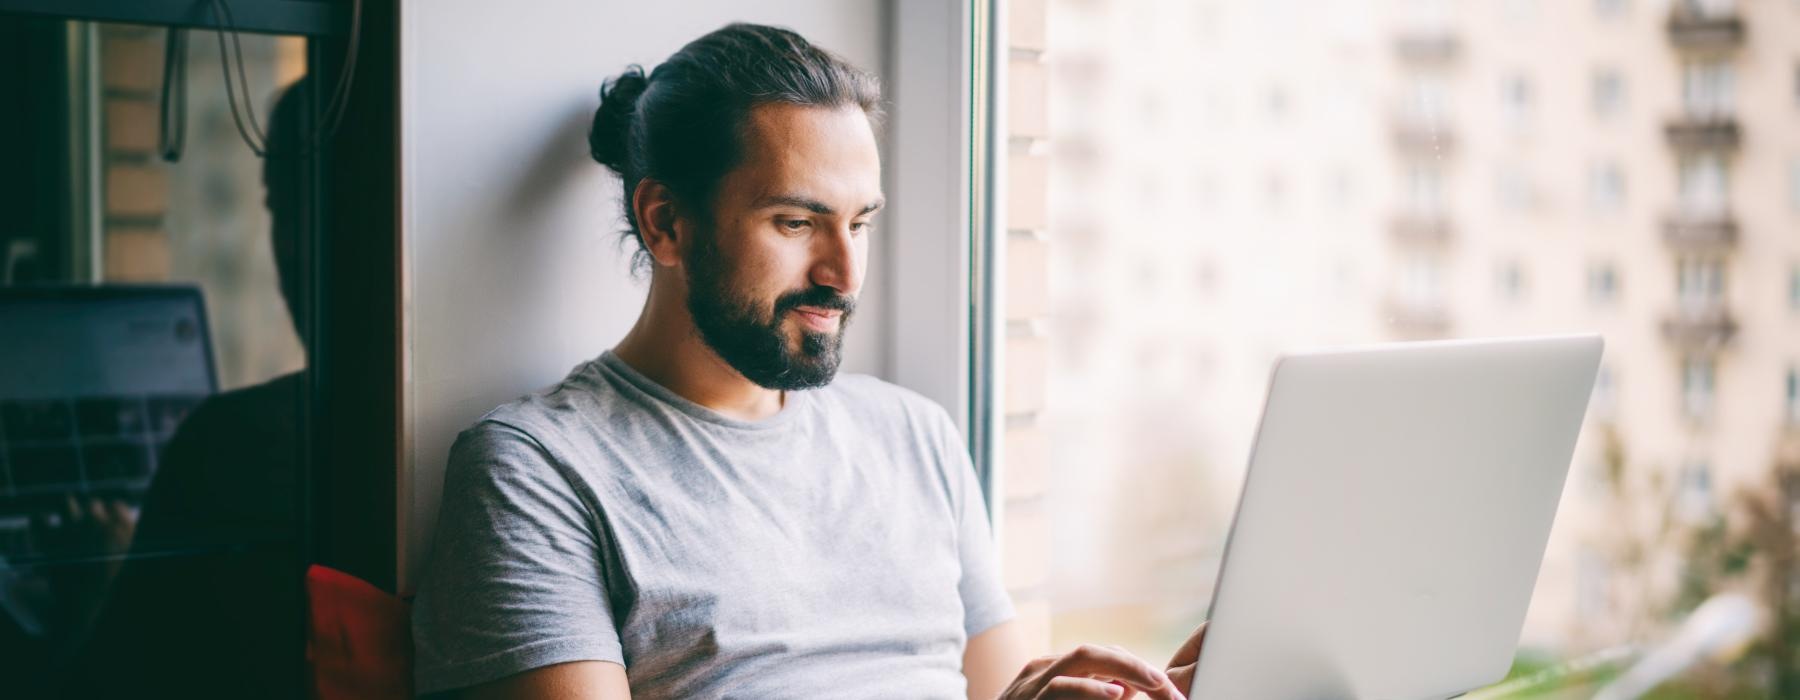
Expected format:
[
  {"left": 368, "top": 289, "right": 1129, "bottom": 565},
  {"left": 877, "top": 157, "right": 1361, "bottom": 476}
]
[
  {"left": 1790, "top": 265, "right": 1800, "bottom": 311},
  {"left": 0, "top": 11, "right": 361, "bottom": 696},
  {"left": 1404, "top": 74, "right": 1452, "bottom": 127},
  {"left": 1682, "top": 357, "right": 1716, "bottom": 421},
  {"left": 1592, "top": 364, "right": 1617, "bottom": 420},
  {"left": 1677, "top": 460, "right": 1715, "bottom": 520},
  {"left": 1196, "top": 173, "right": 1223, "bottom": 212},
  {"left": 1403, "top": 0, "right": 1454, "bottom": 33},
  {"left": 1264, "top": 172, "right": 1289, "bottom": 213},
  {"left": 1577, "top": 547, "right": 1610, "bottom": 618},
  {"left": 1678, "top": 153, "right": 1729, "bottom": 217},
  {"left": 1588, "top": 160, "right": 1625, "bottom": 212},
  {"left": 1501, "top": 74, "right": 1534, "bottom": 126},
  {"left": 1497, "top": 260, "right": 1527, "bottom": 302},
  {"left": 1400, "top": 254, "right": 1447, "bottom": 306},
  {"left": 1406, "top": 162, "right": 1446, "bottom": 216},
  {"left": 1497, "top": 165, "right": 1535, "bottom": 212},
  {"left": 1789, "top": 158, "right": 1800, "bottom": 212},
  {"left": 1788, "top": 367, "right": 1800, "bottom": 425},
  {"left": 1683, "top": 59, "right": 1735, "bottom": 120},
  {"left": 1679, "top": 0, "right": 1737, "bottom": 17},
  {"left": 981, "top": 0, "right": 1800, "bottom": 678},
  {"left": 1266, "top": 86, "right": 1291, "bottom": 121},
  {"left": 1677, "top": 257, "right": 1726, "bottom": 312},
  {"left": 1592, "top": 69, "right": 1625, "bottom": 118},
  {"left": 1502, "top": 0, "right": 1539, "bottom": 25},
  {"left": 1588, "top": 262, "right": 1619, "bottom": 304}
]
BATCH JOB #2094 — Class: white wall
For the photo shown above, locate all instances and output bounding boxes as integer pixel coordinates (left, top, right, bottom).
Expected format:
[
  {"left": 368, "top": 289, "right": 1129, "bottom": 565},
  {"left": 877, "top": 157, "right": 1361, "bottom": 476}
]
[{"left": 400, "top": 1, "right": 974, "bottom": 589}]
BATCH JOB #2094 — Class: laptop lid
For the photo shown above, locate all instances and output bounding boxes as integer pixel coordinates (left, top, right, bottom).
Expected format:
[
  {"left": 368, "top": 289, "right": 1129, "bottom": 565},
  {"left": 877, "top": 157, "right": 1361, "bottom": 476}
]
[{"left": 1189, "top": 334, "right": 1602, "bottom": 700}]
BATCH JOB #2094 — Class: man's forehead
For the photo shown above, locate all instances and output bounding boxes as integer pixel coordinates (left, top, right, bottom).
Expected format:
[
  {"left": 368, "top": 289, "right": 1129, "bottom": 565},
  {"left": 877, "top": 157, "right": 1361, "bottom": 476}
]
[{"left": 733, "top": 103, "right": 883, "bottom": 207}]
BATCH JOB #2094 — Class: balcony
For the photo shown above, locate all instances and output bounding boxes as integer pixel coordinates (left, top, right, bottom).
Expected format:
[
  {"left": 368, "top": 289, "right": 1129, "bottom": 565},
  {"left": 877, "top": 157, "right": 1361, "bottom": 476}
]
[
  {"left": 1393, "top": 34, "right": 1459, "bottom": 63},
  {"left": 1661, "top": 214, "right": 1738, "bottom": 253},
  {"left": 1389, "top": 214, "right": 1455, "bottom": 247},
  {"left": 1385, "top": 298, "right": 1453, "bottom": 338},
  {"left": 1664, "top": 117, "right": 1739, "bottom": 150},
  {"left": 1661, "top": 306, "right": 1738, "bottom": 351},
  {"left": 1666, "top": 9, "right": 1746, "bottom": 51},
  {"left": 1391, "top": 120, "right": 1456, "bottom": 156}
]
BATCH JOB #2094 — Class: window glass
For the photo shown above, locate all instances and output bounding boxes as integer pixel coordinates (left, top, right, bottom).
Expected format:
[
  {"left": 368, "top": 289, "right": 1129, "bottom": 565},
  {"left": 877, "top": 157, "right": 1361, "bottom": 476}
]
[
  {"left": 984, "top": 2, "right": 1799, "bottom": 695},
  {"left": 0, "top": 16, "right": 315, "bottom": 696}
]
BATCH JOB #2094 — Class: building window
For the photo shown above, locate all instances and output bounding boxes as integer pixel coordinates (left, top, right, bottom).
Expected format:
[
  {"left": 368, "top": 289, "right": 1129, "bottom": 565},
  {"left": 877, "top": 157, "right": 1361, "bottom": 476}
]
[
  {"left": 1677, "top": 459, "right": 1714, "bottom": 520},
  {"left": 1790, "top": 265, "right": 1800, "bottom": 311},
  {"left": 1592, "top": 364, "right": 1617, "bottom": 420},
  {"left": 1577, "top": 547, "right": 1610, "bottom": 618},
  {"left": 1406, "top": 162, "right": 1445, "bottom": 216},
  {"left": 1677, "top": 257, "right": 1726, "bottom": 312},
  {"left": 1678, "top": 153, "right": 1729, "bottom": 217},
  {"left": 1592, "top": 69, "right": 1625, "bottom": 118},
  {"left": 1588, "top": 262, "right": 1619, "bottom": 305},
  {"left": 1788, "top": 367, "right": 1800, "bottom": 425},
  {"left": 1195, "top": 173, "right": 1222, "bottom": 212},
  {"left": 1404, "top": 74, "right": 1452, "bottom": 127},
  {"left": 1788, "top": 158, "right": 1800, "bottom": 212},
  {"left": 1264, "top": 172, "right": 1289, "bottom": 213},
  {"left": 1400, "top": 254, "right": 1445, "bottom": 306},
  {"left": 1501, "top": 74, "right": 1534, "bottom": 126},
  {"left": 1678, "top": 0, "right": 1737, "bottom": 18},
  {"left": 1588, "top": 160, "right": 1625, "bottom": 212},
  {"left": 1497, "top": 165, "right": 1535, "bottom": 212},
  {"left": 1682, "top": 356, "right": 1716, "bottom": 422},
  {"left": 1497, "top": 261, "right": 1527, "bottom": 302},
  {"left": 1683, "top": 59, "right": 1735, "bottom": 120}
]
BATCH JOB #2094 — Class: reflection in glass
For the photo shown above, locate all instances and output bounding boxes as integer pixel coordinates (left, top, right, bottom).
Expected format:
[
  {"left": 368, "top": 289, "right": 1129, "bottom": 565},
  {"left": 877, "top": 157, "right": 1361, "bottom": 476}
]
[{"left": 0, "top": 16, "right": 312, "bottom": 698}]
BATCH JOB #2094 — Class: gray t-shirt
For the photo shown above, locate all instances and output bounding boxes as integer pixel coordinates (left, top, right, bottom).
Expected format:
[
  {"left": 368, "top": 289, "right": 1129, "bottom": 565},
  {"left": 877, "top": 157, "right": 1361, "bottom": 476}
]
[{"left": 411, "top": 351, "right": 1014, "bottom": 697}]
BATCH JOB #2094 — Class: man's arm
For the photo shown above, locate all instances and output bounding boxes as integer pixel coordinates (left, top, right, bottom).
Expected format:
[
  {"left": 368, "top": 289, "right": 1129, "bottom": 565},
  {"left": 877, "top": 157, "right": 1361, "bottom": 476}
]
[
  {"left": 449, "top": 660, "right": 631, "bottom": 700},
  {"left": 965, "top": 620, "right": 1034, "bottom": 700}
]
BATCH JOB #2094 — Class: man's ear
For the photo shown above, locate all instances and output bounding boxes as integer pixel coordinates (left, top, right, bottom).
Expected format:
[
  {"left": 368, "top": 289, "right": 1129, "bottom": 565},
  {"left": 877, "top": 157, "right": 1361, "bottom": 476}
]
[{"left": 633, "top": 179, "right": 685, "bottom": 268}]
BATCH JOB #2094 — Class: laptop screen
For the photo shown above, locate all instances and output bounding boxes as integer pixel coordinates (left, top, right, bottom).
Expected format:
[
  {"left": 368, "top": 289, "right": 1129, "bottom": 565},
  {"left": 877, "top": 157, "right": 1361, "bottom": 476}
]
[{"left": 0, "top": 285, "right": 216, "bottom": 511}]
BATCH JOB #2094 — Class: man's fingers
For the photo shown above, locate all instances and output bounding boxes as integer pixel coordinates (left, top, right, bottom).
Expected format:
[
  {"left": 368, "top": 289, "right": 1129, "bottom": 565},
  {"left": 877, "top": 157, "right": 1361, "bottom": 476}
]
[
  {"left": 1040, "top": 676, "right": 1126, "bottom": 700},
  {"left": 1167, "top": 621, "right": 1208, "bottom": 667},
  {"left": 1047, "top": 644, "right": 1181, "bottom": 700}
]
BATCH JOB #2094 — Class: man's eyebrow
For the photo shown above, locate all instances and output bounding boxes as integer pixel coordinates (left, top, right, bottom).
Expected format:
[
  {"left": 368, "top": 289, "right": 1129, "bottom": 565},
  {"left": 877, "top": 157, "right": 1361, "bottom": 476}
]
[{"left": 753, "top": 194, "right": 886, "bottom": 216}]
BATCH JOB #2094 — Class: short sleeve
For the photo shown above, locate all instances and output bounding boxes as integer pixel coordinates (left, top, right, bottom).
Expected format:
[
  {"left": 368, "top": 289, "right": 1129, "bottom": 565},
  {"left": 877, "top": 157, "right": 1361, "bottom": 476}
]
[
  {"left": 410, "top": 422, "right": 625, "bottom": 695},
  {"left": 940, "top": 414, "right": 1017, "bottom": 640}
]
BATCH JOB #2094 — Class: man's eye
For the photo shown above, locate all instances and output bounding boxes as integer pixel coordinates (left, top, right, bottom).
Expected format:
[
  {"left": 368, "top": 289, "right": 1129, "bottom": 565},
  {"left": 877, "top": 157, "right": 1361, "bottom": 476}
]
[
  {"left": 851, "top": 221, "right": 873, "bottom": 235},
  {"left": 779, "top": 219, "right": 811, "bottom": 232}
]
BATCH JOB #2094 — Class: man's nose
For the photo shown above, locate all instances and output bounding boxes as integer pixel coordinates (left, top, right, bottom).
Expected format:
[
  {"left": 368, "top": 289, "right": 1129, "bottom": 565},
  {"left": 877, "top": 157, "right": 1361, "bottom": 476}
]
[{"left": 810, "top": 224, "right": 864, "bottom": 296}]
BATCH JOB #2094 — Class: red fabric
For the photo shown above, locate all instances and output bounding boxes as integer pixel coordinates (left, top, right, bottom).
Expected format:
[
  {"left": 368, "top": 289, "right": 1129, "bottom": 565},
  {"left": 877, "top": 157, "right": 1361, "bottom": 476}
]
[{"left": 306, "top": 564, "right": 414, "bottom": 700}]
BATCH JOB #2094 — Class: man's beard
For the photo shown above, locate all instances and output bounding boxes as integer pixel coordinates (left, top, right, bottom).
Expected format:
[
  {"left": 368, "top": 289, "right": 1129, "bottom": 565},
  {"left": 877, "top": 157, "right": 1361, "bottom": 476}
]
[{"left": 684, "top": 230, "right": 855, "bottom": 391}]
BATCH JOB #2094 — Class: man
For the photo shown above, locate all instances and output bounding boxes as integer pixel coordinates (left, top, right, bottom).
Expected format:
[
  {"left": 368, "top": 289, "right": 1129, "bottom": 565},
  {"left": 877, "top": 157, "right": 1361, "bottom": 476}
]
[{"left": 411, "top": 23, "right": 1205, "bottom": 699}]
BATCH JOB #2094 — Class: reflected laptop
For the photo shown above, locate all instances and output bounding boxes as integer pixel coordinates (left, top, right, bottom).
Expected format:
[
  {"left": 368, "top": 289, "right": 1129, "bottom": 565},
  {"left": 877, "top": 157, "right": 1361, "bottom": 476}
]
[
  {"left": 0, "top": 285, "right": 216, "bottom": 539},
  {"left": 1189, "top": 334, "right": 1602, "bottom": 700}
]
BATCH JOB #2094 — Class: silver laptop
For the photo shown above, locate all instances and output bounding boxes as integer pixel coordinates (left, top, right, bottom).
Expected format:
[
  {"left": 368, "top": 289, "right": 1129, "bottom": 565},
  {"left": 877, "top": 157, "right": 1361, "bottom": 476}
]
[{"left": 1189, "top": 334, "right": 1603, "bottom": 700}]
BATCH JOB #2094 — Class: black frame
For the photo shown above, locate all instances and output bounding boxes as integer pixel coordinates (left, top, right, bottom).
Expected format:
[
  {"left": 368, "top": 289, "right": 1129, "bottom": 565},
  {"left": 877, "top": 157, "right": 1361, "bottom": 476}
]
[{"left": 0, "top": 0, "right": 345, "bottom": 36}]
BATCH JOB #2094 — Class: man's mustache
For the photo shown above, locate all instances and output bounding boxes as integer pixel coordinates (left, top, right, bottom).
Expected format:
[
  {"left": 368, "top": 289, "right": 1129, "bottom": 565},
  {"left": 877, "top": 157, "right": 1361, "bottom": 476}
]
[{"left": 775, "top": 286, "right": 856, "bottom": 316}]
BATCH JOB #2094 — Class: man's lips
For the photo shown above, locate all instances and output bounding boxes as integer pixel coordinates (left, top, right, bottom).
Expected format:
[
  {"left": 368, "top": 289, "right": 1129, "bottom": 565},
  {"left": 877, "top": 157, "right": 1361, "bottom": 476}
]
[{"left": 791, "top": 306, "right": 843, "bottom": 332}]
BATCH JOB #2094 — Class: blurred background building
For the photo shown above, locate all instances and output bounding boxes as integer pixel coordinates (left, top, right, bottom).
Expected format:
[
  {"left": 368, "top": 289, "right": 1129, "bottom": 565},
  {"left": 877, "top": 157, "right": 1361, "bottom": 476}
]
[{"left": 993, "top": 0, "right": 1800, "bottom": 695}]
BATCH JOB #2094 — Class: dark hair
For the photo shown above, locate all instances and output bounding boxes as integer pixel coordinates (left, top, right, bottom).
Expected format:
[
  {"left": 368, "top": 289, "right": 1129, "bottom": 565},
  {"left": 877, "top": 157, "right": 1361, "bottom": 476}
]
[{"left": 588, "top": 22, "right": 883, "bottom": 270}]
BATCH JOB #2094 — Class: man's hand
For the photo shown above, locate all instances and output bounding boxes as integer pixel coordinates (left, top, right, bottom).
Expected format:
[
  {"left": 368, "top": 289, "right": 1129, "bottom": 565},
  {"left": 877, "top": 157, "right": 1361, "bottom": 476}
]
[
  {"left": 1163, "top": 622, "right": 1208, "bottom": 694},
  {"left": 997, "top": 643, "right": 1183, "bottom": 699}
]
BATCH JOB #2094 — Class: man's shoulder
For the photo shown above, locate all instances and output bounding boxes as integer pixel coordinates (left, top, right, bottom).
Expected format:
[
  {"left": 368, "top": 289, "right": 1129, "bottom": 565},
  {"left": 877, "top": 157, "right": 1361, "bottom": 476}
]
[
  {"left": 452, "top": 359, "right": 637, "bottom": 465},
  {"left": 817, "top": 373, "right": 957, "bottom": 435}
]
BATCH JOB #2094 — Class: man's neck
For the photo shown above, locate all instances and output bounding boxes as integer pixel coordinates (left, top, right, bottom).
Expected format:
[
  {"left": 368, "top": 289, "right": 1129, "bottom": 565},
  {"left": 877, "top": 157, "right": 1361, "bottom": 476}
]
[{"left": 611, "top": 294, "right": 785, "bottom": 422}]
